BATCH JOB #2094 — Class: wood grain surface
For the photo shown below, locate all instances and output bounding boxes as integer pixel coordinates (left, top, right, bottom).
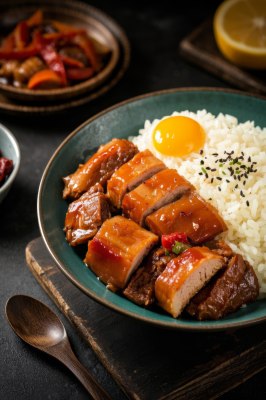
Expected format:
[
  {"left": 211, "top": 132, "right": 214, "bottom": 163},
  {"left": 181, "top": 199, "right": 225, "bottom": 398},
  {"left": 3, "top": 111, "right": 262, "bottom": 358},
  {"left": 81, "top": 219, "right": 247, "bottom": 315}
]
[
  {"left": 180, "top": 18, "right": 266, "bottom": 96},
  {"left": 26, "top": 237, "right": 266, "bottom": 400}
]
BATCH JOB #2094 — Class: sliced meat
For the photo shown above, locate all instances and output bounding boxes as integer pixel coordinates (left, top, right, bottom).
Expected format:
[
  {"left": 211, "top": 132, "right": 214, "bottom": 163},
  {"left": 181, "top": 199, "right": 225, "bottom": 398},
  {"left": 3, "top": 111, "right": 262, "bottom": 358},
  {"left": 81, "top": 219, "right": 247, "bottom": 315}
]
[
  {"left": 13, "top": 56, "right": 46, "bottom": 84},
  {"left": 123, "top": 247, "right": 177, "bottom": 306},
  {"left": 84, "top": 216, "right": 158, "bottom": 291},
  {"left": 146, "top": 191, "right": 227, "bottom": 244},
  {"left": 122, "top": 169, "right": 194, "bottom": 227},
  {"left": 107, "top": 149, "right": 167, "bottom": 209},
  {"left": 63, "top": 184, "right": 110, "bottom": 246},
  {"left": 63, "top": 139, "right": 138, "bottom": 200},
  {"left": 186, "top": 254, "right": 259, "bottom": 320},
  {"left": 155, "top": 247, "right": 224, "bottom": 318}
]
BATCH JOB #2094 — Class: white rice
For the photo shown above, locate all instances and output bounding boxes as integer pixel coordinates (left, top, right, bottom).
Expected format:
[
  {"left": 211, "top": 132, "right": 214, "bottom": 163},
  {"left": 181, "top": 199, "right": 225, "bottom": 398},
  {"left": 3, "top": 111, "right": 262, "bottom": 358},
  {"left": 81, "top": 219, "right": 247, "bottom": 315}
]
[{"left": 130, "top": 110, "right": 266, "bottom": 298}]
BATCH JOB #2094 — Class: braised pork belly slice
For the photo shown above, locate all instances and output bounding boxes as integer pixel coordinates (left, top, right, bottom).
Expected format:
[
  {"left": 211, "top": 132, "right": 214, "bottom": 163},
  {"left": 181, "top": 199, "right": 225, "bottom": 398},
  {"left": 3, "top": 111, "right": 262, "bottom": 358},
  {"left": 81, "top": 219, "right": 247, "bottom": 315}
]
[
  {"left": 63, "top": 184, "right": 111, "bottom": 246},
  {"left": 84, "top": 216, "right": 158, "bottom": 291},
  {"left": 123, "top": 247, "right": 178, "bottom": 306},
  {"left": 146, "top": 191, "right": 227, "bottom": 244},
  {"left": 122, "top": 169, "right": 194, "bottom": 227},
  {"left": 63, "top": 139, "right": 138, "bottom": 200},
  {"left": 107, "top": 150, "right": 167, "bottom": 209},
  {"left": 186, "top": 254, "right": 259, "bottom": 320},
  {"left": 155, "top": 247, "right": 224, "bottom": 318}
]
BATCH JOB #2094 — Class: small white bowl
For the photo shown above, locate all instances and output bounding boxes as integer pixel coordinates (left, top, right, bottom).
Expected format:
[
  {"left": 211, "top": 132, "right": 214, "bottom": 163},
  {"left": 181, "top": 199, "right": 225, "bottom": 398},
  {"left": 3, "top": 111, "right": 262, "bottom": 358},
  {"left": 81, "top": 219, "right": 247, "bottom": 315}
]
[{"left": 0, "top": 124, "right": 21, "bottom": 205}]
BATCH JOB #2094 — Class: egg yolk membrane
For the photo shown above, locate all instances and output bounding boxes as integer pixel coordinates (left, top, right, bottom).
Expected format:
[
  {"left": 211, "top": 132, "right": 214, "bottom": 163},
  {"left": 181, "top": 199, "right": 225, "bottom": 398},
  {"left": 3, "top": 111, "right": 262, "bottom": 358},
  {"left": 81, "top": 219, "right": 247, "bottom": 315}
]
[{"left": 153, "top": 116, "right": 205, "bottom": 158}]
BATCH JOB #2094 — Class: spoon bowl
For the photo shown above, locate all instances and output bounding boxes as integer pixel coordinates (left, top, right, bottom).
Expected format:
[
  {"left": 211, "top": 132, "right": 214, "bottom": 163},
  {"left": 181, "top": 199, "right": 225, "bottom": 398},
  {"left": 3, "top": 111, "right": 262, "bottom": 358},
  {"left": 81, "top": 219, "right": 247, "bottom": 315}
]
[
  {"left": 6, "top": 294, "right": 66, "bottom": 348},
  {"left": 6, "top": 294, "right": 111, "bottom": 400}
]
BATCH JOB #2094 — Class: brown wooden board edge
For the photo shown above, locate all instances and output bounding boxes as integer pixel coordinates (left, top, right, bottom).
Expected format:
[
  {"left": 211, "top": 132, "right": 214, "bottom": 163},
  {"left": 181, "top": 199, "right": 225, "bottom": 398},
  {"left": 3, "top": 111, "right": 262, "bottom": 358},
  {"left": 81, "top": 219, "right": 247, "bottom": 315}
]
[
  {"left": 25, "top": 240, "right": 138, "bottom": 400},
  {"left": 26, "top": 238, "right": 266, "bottom": 400},
  {"left": 179, "top": 19, "right": 266, "bottom": 96}
]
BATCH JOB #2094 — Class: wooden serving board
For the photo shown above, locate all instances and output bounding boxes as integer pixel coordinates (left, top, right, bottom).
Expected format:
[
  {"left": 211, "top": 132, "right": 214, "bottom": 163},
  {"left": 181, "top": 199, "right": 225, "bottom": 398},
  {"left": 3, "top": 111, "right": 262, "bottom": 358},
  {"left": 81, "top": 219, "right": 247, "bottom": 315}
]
[
  {"left": 180, "top": 18, "right": 266, "bottom": 96},
  {"left": 26, "top": 237, "right": 266, "bottom": 400}
]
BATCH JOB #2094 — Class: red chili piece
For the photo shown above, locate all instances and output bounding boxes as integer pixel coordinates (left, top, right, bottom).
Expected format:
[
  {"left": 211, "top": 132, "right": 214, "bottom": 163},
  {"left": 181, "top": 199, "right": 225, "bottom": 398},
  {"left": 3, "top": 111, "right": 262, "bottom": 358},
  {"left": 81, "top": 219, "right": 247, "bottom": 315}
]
[
  {"left": 60, "top": 54, "right": 84, "bottom": 68},
  {"left": 36, "top": 32, "right": 66, "bottom": 86},
  {"left": 162, "top": 232, "right": 190, "bottom": 251},
  {"left": 0, "top": 157, "right": 13, "bottom": 183}
]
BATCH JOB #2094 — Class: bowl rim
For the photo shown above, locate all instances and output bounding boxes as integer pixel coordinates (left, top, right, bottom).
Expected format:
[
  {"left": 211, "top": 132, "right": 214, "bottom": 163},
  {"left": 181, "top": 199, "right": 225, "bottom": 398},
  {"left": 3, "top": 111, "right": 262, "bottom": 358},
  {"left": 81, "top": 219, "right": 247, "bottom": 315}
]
[
  {"left": 0, "top": 123, "right": 20, "bottom": 194},
  {"left": 0, "top": 2, "right": 120, "bottom": 99},
  {"left": 38, "top": 87, "right": 266, "bottom": 331}
]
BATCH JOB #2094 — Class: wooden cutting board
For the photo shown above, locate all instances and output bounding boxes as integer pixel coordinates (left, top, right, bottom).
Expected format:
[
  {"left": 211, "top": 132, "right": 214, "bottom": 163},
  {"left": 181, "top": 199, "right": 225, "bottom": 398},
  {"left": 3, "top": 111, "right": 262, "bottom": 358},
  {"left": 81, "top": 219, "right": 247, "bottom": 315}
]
[
  {"left": 180, "top": 18, "right": 266, "bottom": 96},
  {"left": 26, "top": 237, "right": 266, "bottom": 400}
]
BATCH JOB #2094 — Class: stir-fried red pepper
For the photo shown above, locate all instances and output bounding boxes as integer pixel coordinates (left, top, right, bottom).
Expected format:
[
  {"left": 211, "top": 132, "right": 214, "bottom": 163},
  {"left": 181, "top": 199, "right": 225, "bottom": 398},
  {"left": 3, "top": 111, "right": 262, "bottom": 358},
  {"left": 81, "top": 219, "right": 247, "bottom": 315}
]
[
  {"left": 66, "top": 67, "right": 94, "bottom": 80},
  {"left": 162, "top": 232, "right": 190, "bottom": 252},
  {"left": 60, "top": 54, "right": 84, "bottom": 68},
  {"left": 35, "top": 31, "right": 66, "bottom": 86},
  {"left": 72, "top": 34, "right": 100, "bottom": 72},
  {"left": 14, "top": 21, "right": 30, "bottom": 49},
  {"left": 0, "top": 156, "right": 13, "bottom": 183}
]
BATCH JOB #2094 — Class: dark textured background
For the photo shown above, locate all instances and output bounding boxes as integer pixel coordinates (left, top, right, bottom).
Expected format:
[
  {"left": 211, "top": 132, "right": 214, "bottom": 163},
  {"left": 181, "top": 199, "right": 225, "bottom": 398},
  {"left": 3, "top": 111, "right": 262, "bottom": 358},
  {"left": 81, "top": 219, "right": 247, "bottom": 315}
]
[{"left": 1, "top": 1, "right": 266, "bottom": 399}]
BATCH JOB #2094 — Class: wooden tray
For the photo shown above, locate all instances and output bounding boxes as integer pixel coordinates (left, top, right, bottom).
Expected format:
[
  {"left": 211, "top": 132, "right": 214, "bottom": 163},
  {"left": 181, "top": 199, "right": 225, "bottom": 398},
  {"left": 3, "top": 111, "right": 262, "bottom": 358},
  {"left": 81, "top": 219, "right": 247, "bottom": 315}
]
[
  {"left": 180, "top": 18, "right": 266, "bottom": 96},
  {"left": 26, "top": 237, "right": 266, "bottom": 400}
]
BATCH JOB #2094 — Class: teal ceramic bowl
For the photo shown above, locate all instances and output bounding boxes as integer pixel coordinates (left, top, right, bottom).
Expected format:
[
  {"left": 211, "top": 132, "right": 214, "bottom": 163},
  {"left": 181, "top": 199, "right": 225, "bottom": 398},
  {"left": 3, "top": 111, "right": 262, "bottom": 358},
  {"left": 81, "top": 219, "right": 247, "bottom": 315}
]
[
  {"left": 38, "top": 88, "right": 266, "bottom": 331},
  {"left": 0, "top": 124, "right": 20, "bottom": 205}
]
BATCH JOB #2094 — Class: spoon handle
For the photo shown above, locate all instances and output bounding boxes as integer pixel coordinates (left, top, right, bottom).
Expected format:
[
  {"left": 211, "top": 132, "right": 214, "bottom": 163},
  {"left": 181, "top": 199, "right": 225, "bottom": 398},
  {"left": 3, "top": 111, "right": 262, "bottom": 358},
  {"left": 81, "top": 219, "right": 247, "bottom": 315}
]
[{"left": 56, "top": 342, "right": 112, "bottom": 400}]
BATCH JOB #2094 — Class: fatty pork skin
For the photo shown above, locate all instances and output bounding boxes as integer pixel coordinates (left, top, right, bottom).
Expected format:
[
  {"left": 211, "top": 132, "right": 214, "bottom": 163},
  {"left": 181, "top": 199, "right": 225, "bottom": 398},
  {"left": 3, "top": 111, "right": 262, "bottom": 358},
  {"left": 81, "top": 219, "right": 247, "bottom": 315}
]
[
  {"left": 107, "top": 149, "right": 167, "bottom": 209},
  {"left": 146, "top": 190, "right": 227, "bottom": 244},
  {"left": 84, "top": 216, "right": 158, "bottom": 291},
  {"left": 63, "top": 139, "right": 138, "bottom": 200},
  {"left": 122, "top": 169, "right": 194, "bottom": 227},
  {"left": 155, "top": 247, "right": 224, "bottom": 318}
]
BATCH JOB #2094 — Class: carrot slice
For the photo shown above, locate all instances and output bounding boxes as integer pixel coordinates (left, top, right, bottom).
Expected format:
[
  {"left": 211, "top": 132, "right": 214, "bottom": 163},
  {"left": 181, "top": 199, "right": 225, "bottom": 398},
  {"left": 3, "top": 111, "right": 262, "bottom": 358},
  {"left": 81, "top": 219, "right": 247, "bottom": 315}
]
[
  {"left": 27, "top": 69, "right": 62, "bottom": 89},
  {"left": 27, "top": 10, "right": 43, "bottom": 27}
]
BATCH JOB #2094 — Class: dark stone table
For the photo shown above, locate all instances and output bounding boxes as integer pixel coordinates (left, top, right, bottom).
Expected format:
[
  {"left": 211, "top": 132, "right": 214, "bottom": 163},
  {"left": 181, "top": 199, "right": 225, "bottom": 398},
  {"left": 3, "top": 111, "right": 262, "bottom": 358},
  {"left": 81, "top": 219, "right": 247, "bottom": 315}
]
[{"left": 1, "top": 1, "right": 266, "bottom": 399}]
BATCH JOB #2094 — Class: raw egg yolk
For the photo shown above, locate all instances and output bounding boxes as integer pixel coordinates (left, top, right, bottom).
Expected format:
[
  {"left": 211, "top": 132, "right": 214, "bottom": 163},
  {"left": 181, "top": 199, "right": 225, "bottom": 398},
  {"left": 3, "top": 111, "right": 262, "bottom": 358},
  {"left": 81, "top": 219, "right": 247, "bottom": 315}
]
[{"left": 153, "top": 116, "right": 205, "bottom": 157}]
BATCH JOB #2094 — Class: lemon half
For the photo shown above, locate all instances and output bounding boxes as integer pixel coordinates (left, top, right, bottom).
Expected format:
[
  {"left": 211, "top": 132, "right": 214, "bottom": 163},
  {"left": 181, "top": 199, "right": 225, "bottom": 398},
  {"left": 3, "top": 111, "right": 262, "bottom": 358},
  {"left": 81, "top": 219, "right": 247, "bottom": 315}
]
[{"left": 214, "top": 0, "right": 266, "bottom": 69}]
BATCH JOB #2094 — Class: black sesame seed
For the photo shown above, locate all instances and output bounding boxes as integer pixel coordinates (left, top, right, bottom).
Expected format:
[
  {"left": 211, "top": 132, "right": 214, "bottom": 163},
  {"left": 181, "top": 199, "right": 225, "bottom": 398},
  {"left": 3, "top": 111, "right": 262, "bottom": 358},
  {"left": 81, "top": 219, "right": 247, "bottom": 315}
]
[
  {"left": 209, "top": 198, "right": 212, "bottom": 200},
  {"left": 240, "top": 165, "right": 246, "bottom": 169},
  {"left": 252, "top": 161, "right": 257, "bottom": 164},
  {"left": 243, "top": 180, "right": 246, "bottom": 185},
  {"left": 234, "top": 175, "right": 237, "bottom": 180},
  {"left": 199, "top": 172, "right": 203, "bottom": 175},
  {"left": 238, "top": 176, "right": 241, "bottom": 181},
  {"left": 235, "top": 184, "right": 238, "bottom": 188},
  {"left": 231, "top": 151, "right": 234, "bottom": 154},
  {"left": 254, "top": 169, "right": 257, "bottom": 172},
  {"left": 248, "top": 156, "right": 251, "bottom": 162},
  {"left": 217, "top": 177, "right": 222, "bottom": 180},
  {"left": 205, "top": 173, "right": 208, "bottom": 178},
  {"left": 211, "top": 168, "right": 216, "bottom": 172},
  {"left": 231, "top": 170, "right": 234, "bottom": 176},
  {"left": 212, "top": 153, "right": 218, "bottom": 156},
  {"left": 200, "top": 149, "right": 203, "bottom": 155},
  {"left": 241, "top": 152, "right": 244, "bottom": 156},
  {"left": 246, "top": 201, "right": 249, "bottom": 206},
  {"left": 226, "top": 179, "right": 230, "bottom": 183},
  {"left": 211, "top": 178, "right": 214, "bottom": 183},
  {"left": 206, "top": 167, "right": 211, "bottom": 170},
  {"left": 245, "top": 173, "right": 248, "bottom": 178},
  {"left": 218, "top": 187, "right": 221, "bottom": 191},
  {"left": 215, "top": 160, "right": 219, "bottom": 163},
  {"left": 240, "top": 190, "right": 245, "bottom": 197},
  {"left": 200, "top": 160, "right": 204, "bottom": 165}
]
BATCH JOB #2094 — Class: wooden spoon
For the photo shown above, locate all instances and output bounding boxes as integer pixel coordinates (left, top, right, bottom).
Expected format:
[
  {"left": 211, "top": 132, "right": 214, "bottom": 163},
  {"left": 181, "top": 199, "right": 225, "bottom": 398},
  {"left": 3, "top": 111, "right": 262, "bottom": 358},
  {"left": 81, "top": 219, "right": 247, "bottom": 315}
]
[{"left": 6, "top": 294, "right": 112, "bottom": 400}]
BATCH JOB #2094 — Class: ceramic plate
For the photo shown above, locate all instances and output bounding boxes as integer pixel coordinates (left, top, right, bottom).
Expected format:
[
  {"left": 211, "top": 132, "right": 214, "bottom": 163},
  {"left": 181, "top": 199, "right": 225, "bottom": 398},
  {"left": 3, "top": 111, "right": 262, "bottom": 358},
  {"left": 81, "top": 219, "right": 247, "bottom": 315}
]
[
  {"left": 38, "top": 88, "right": 266, "bottom": 331},
  {"left": 0, "top": 0, "right": 130, "bottom": 113}
]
